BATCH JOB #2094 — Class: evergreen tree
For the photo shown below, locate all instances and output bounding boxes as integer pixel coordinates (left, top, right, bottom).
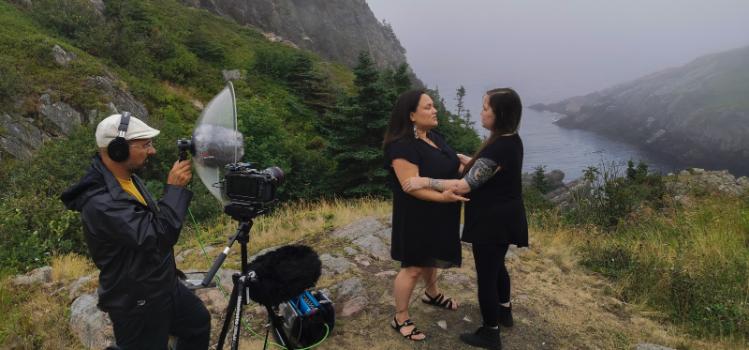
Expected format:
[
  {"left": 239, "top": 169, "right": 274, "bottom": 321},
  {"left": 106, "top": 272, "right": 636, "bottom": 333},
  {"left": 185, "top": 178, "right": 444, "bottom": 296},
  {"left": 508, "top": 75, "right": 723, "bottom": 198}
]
[
  {"left": 326, "top": 52, "right": 393, "bottom": 196},
  {"left": 455, "top": 85, "right": 466, "bottom": 120},
  {"left": 532, "top": 165, "right": 551, "bottom": 194},
  {"left": 430, "top": 88, "right": 481, "bottom": 154}
]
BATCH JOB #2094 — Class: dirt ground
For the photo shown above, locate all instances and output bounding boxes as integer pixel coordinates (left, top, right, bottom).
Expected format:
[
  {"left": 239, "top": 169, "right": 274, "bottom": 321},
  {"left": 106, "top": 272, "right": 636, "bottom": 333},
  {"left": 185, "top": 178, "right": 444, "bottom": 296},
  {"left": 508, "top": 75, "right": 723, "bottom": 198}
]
[{"left": 214, "top": 224, "right": 723, "bottom": 350}]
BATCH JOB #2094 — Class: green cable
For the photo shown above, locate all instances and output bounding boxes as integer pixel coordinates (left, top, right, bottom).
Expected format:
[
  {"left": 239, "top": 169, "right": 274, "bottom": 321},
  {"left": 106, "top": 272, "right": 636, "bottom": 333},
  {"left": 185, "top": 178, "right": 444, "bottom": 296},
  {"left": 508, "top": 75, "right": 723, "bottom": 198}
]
[{"left": 187, "top": 209, "right": 331, "bottom": 349}]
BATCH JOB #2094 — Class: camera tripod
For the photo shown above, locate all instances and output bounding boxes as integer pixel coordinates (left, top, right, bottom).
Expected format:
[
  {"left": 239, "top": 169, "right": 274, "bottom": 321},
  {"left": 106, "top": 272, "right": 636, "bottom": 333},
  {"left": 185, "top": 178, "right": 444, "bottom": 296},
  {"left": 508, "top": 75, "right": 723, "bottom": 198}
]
[{"left": 201, "top": 205, "right": 295, "bottom": 350}]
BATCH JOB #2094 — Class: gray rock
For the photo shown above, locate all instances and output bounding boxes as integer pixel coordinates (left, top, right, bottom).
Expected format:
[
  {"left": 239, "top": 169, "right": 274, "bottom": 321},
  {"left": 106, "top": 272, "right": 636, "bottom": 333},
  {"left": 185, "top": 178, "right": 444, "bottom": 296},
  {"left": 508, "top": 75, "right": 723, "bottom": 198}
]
[
  {"left": 335, "top": 277, "right": 365, "bottom": 300},
  {"left": 0, "top": 113, "right": 49, "bottom": 159},
  {"left": 222, "top": 69, "right": 241, "bottom": 81},
  {"left": 86, "top": 76, "right": 149, "bottom": 121},
  {"left": 353, "top": 254, "right": 371, "bottom": 267},
  {"left": 340, "top": 296, "right": 368, "bottom": 317},
  {"left": 635, "top": 344, "right": 676, "bottom": 350},
  {"left": 351, "top": 234, "right": 390, "bottom": 260},
  {"left": 372, "top": 227, "right": 392, "bottom": 244},
  {"left": 175, "top": 248, "right": 195, "bottom": 264},
  {"left": 442, "top": 271, "right": 472, "bottom": 286},
  {"left": 89, "top": 0, "right": 105, "bottom": 15},
  {"left": 51, "top": 44, "right": 77, "bottom": 67},
  {"left": 546, "top": 169, "right": 566, "bottom": 189},
  {"left": 343, "top": 247, "right": 358, "bottom": 256},
  {"left": 436, "top": 320, "right": 447, "bottom": 330},
  {"left": 12, "top": 266, "right": 52, "bottom": 286},
  {"left": 39, "top": 94, "right": 82, "bottom": 136},
  {"left": 333, "top": 217, "right": 391, "bottom": 259},
  {"left": 332, "top": 217, "right": 386, "bottom": 241},
  {"left": 69, "top": 293, "right": 115, "bottom": 349},
  {"left": 216, "top": 268, "right": 241, "bottom": 291},
  {"left": 68, "top": 275, "right": 94, "bottom": 301},
  {"left": 334, "top": 277, "right": 368, "bottom": 317},
  {"left": 319, "top": 253, "right": 355, "bottom": 275},
  {"left": 181, "top": 0, "right": 413, "bottom": 74}
]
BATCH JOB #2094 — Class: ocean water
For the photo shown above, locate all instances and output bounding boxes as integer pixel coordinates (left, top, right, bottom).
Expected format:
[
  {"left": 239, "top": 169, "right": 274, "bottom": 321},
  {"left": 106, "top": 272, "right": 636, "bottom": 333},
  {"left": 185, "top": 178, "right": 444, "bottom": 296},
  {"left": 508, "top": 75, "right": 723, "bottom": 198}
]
[{"left": 515, "top": 109, "right": 685, "bottom": 181}]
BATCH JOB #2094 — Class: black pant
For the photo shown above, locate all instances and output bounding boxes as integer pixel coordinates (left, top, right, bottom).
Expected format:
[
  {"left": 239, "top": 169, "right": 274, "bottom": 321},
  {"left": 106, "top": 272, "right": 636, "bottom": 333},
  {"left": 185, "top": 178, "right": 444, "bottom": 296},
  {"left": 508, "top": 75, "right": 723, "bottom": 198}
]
[
  {"left": 472, "top": 243, "right": 510, "bottom": 327},
  {"left": 108, "top": 283, "right": 211, "bottom": 350}
]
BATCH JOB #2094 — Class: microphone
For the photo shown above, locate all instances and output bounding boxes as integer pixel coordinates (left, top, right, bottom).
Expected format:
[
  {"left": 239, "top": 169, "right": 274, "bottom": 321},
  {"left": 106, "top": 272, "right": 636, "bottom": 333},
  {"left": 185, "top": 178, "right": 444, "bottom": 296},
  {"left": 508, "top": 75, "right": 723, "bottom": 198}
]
[{"left": 245, "top": 245, "right": 322, "bottom": 306}]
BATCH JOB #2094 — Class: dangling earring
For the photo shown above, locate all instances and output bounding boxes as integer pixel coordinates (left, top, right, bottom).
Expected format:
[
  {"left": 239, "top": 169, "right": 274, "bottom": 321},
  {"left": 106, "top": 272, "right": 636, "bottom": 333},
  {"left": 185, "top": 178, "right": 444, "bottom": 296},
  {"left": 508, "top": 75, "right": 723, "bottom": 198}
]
[{"left": 413, "top": 124, "right": 418, "bottom": 139}]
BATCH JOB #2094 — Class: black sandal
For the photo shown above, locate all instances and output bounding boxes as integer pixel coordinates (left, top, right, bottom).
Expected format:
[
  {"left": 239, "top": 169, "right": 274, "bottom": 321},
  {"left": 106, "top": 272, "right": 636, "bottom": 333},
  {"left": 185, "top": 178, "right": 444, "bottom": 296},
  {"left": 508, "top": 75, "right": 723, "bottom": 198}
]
[
  {"left": 391, "top": 316, "right": 425, "bottom": 341},
  {"left": 421, "top": 291, "right": 457, "bottom": 310}
]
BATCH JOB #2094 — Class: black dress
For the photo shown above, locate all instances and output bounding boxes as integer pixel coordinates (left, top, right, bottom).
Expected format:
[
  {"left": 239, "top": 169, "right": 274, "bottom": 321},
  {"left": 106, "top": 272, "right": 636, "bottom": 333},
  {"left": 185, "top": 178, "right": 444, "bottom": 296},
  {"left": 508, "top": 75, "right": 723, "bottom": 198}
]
[
  {"left": 384, "top": 131, "right": 462, "bottom": 268},
  {"left": 462, "top": 134, "right": 529, "bottom": 247}
]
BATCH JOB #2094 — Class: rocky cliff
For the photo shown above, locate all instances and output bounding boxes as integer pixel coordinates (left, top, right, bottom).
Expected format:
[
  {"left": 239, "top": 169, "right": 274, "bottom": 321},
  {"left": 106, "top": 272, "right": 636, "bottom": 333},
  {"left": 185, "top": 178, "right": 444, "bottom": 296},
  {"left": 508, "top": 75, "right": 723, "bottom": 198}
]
[
  {"left": 182, "top": 0, "right": 413, "bottom": 71},
  {"left": 530, "top": 46, "right": 749, "bottom": 175}
]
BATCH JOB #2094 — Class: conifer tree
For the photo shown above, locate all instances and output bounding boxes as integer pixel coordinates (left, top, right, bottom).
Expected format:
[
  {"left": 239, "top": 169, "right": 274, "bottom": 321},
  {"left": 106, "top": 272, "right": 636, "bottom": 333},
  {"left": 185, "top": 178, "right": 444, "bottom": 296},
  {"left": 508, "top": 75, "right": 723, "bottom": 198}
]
[{"left": 326, "top": 52, "right": 393, "bottom": 196}]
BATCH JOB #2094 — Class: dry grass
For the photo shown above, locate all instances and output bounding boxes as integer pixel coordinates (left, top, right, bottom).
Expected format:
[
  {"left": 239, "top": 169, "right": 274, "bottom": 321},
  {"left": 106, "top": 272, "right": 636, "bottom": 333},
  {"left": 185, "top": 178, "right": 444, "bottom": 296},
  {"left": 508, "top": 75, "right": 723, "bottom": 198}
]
[
  {"left": 3, "top": 197, "right": 746, "bottom": 349},
  {"left": 0, "top": 279, "right": 83, "bottom": 349},
  {"left": 177, "top": 198, "right": 390, "bottom": 270},
  {"left": 50, "top": 253, "right": 96, "bottom": 283}
]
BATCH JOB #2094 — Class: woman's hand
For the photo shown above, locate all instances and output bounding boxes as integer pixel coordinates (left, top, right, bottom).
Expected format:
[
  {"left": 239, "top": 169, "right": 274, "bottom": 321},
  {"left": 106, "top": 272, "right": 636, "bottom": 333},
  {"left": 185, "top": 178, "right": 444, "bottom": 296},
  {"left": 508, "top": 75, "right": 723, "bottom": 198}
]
[
  {"left": 403, "top": 176, "right": 430, "bottom": 192},
  {"left": 457, "top": 153, "right": 472, "bottom": 166},
  {"left": 442, "top": 188, "right": 469, "bottom": 202}
]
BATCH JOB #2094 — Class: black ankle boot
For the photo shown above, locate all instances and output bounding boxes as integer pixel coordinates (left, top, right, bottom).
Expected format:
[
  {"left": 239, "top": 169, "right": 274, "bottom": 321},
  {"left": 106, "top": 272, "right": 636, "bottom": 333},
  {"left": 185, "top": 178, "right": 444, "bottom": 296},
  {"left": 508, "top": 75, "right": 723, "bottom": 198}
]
[
  {"left": 459, "top": 326, "right": 501, "bottom": 350},
  {"left": 499, "top": 304, "right": 513, "bottom": 328}
]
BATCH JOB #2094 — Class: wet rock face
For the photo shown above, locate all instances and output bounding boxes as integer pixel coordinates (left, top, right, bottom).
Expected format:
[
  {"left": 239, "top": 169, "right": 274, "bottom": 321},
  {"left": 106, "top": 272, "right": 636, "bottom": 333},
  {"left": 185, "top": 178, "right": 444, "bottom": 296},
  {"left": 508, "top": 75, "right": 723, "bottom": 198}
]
[{"left": 182, "top": 0, "right": 411, "bottom": 71}]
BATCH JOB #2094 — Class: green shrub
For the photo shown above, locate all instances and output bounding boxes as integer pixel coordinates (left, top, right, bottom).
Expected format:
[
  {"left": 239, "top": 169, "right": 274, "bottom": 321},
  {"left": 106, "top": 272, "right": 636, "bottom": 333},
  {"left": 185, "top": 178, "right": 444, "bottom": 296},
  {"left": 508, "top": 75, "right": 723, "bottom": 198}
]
[
  {"left": 580, "top": 195, "right": 749, "bottom": 339},
  {"left": 564, "top": 161, "right": 666, "bottom": 228}
]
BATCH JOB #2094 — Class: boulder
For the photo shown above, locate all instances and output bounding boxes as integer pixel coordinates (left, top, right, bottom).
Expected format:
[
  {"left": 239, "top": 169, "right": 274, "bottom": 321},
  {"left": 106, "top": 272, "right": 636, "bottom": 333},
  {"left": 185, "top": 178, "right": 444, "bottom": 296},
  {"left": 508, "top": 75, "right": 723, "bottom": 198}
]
[
  {"left": 319, "top": 253, "right": 355, "bottom": 275},
  {"left": 86, "top": 76, "right": 149, "bottom": 121},
  {"left": 39, "top": 94, "right": 82, "bottom": 136},
  {"left": 12, "top": 266, "right": 52, "bottom": 286},
  {"left": 69, "top": 293, "right": 115, "bottom": 349},
  {"left": 51, "top": 44, "right": 77, "bottom": 67}
]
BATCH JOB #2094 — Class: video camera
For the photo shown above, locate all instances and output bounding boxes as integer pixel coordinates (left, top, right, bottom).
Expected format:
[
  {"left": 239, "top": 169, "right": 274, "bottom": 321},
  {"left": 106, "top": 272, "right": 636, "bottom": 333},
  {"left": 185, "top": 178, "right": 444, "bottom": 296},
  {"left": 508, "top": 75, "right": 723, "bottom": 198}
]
[{"left": 176, "top": 82, "right": 333, "bottom": 349}]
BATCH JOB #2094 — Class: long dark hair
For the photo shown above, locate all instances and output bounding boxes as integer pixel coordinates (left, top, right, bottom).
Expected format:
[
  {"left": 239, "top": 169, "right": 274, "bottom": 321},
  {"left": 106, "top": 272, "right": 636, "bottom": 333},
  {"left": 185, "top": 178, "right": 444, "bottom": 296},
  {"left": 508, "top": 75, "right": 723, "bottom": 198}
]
[
  {"left": 383, "top": 89, "right": 425, "bottom": 147},
  {"left": 463, "top": 88, "right": 522, "bottom": 172}
]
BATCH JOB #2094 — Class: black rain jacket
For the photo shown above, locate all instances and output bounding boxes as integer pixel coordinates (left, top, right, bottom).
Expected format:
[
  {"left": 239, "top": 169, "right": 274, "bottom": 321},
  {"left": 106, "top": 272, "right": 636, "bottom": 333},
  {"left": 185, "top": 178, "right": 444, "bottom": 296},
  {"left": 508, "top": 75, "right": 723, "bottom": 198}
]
[{"left": 61, "top": 154, "right": 192, "bottom": 312}]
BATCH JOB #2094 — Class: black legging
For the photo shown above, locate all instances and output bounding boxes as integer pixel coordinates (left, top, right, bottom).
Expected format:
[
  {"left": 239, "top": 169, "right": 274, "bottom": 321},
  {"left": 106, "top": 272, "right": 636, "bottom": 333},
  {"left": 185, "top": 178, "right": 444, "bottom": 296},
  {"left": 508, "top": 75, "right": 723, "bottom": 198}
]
[{"left": 472, "top": 243, "right": 511, "bottom": 327}]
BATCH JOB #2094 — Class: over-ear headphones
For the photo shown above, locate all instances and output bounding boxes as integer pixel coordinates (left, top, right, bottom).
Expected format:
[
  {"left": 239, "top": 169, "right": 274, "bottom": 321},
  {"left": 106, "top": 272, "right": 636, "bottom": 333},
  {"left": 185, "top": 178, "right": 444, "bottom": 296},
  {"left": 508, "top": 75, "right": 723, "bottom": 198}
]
[{"left": 107, "top": 111, "right": 131, "bottom": 162}]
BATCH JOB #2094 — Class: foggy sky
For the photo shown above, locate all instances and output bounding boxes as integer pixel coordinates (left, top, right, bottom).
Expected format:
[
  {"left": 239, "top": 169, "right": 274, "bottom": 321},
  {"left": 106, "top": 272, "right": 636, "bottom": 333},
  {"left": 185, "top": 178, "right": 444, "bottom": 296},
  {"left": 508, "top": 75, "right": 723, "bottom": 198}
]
[{"left": 367, "top": 0, "right": 749, "bottom": 109}]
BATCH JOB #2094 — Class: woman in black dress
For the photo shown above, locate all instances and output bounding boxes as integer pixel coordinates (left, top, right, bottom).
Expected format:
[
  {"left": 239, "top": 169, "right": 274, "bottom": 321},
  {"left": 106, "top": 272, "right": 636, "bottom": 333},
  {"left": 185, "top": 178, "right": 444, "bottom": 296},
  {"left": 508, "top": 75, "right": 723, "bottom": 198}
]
[
  {"left": 382, "top": 90, "right": 468, "bottom": 341},
  {"left": 404, "top": 88, "right": 527, "bottom": 350}
]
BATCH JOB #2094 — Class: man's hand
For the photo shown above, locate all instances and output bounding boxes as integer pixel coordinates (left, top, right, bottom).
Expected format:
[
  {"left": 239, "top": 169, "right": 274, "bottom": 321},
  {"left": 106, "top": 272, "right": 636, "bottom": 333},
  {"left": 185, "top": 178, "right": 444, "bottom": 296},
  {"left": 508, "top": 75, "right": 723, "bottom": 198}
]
[{"left": 167, "top": 160, "right": 192, "bottom": 187}]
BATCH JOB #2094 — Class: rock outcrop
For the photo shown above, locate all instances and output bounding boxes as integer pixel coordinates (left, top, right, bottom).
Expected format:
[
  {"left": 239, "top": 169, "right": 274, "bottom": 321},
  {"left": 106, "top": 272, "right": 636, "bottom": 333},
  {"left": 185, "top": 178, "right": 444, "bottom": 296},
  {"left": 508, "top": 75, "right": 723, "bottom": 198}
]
[
  {"left": 181, "top": 0, "right": 412, "bottom": 72},
  {"left": 0, "top": 65, "right": 148, "bottom": 160}
]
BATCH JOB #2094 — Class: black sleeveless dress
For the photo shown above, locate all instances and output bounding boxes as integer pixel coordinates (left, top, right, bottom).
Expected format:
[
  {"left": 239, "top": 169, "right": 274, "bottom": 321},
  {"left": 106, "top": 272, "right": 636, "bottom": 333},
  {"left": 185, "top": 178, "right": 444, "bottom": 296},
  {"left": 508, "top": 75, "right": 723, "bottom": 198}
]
[{"left": 384, "top": 132, "right": 462, "bottom": 268}]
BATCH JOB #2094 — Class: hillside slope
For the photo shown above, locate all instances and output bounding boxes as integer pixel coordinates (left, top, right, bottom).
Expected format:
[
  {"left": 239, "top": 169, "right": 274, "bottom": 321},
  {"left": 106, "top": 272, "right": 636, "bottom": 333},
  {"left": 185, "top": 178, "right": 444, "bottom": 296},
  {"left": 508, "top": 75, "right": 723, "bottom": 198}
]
[{"left": 530, "top": 46, "right": 749, "bottom": 175}]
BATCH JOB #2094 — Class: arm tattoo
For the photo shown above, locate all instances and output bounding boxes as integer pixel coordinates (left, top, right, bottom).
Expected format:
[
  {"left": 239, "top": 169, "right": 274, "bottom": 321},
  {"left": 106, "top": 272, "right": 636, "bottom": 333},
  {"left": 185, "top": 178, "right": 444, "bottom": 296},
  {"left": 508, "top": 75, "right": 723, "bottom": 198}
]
[
  {"left": 429, "top": 178, "right": 445, "bottom": 192},
  {"left": 464, "top": 157, "right": 499, "bottom": 190}
]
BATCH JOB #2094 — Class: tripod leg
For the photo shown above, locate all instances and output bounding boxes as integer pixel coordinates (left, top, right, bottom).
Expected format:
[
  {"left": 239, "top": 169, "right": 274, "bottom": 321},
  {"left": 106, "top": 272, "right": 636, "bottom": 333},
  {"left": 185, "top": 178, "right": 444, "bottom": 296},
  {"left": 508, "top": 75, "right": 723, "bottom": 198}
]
[
  {"left": 216, "top": 274, "right": 240, "bottom": 350},
  {"left": 231, "top": 277, "right": 246, "bottom": 350}
]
